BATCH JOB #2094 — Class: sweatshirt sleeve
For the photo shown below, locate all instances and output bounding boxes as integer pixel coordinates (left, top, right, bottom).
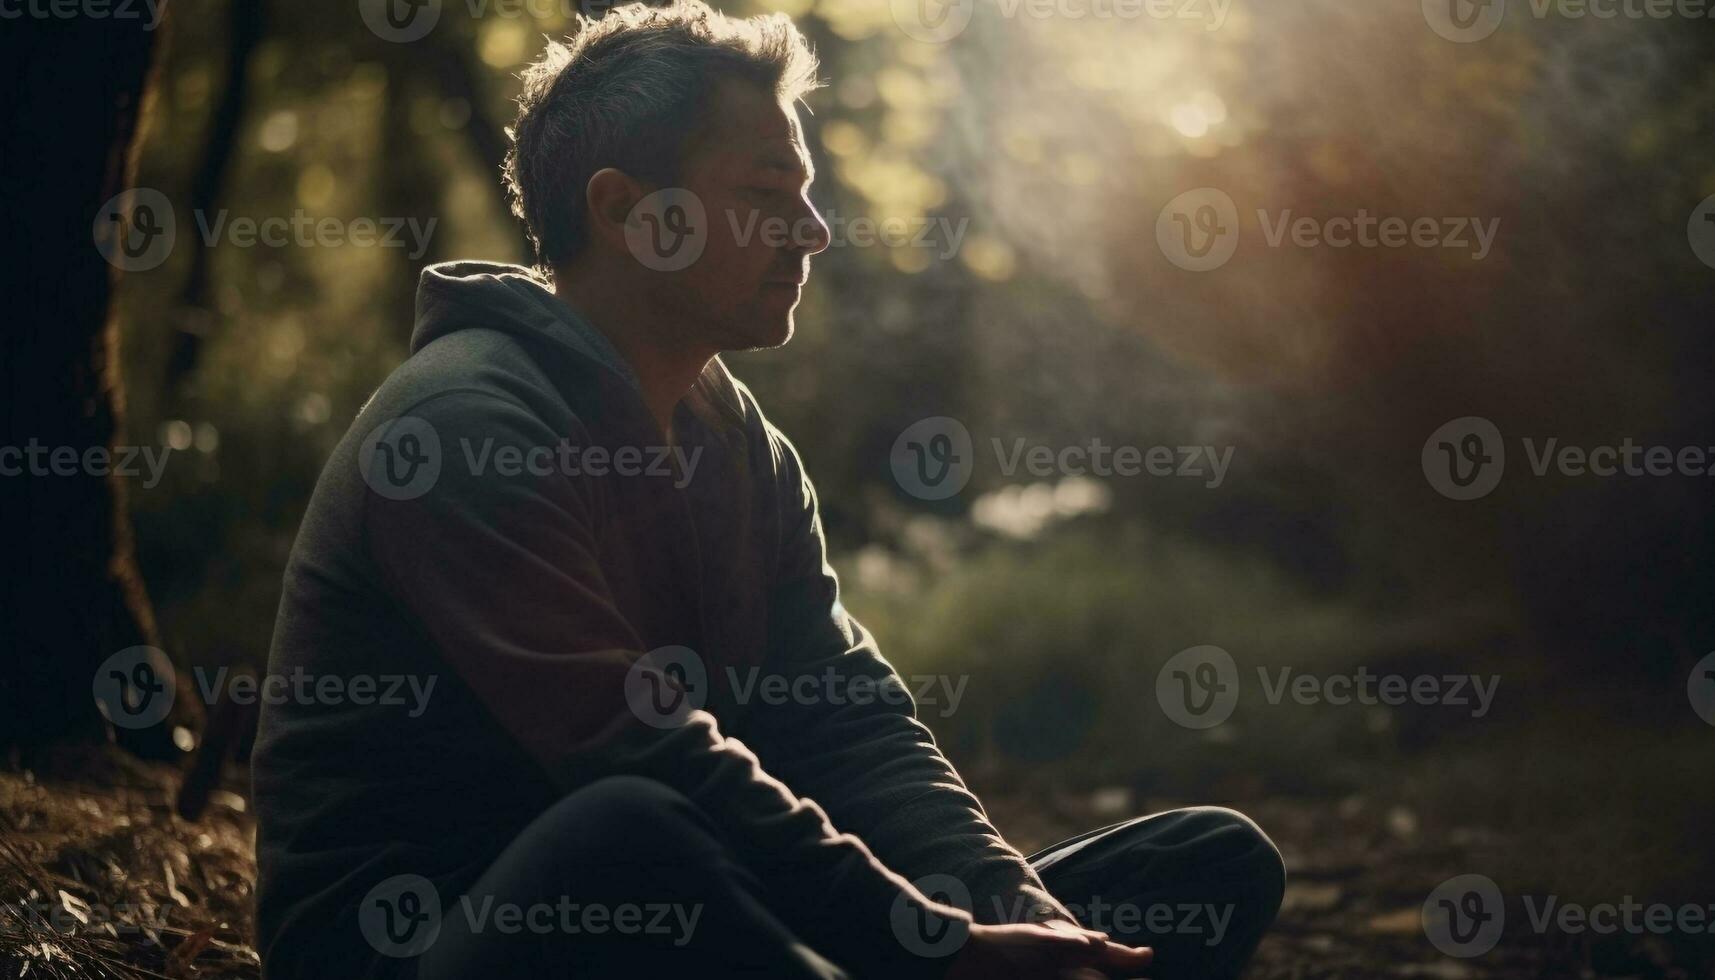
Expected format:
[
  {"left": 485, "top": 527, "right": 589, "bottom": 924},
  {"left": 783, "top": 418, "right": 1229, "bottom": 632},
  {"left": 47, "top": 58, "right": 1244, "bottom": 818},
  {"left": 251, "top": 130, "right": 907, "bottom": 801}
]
[
  {"left": 359, "top": 389, "right": 970, "bottom": 978},
  {"left": 738, "top": 425, "right": 1078, "bottom": 929}
]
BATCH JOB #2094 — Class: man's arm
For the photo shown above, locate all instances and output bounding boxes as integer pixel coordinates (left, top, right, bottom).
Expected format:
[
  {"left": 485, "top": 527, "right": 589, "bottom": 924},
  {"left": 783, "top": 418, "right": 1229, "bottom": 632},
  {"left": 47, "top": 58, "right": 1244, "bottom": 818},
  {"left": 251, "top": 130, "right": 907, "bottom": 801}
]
[
  {"left": 738, "top": 425, "right": 1078, "bottom": 928},
  {"left": 360, "top": 389, "right": 971, "bottom": 978}
]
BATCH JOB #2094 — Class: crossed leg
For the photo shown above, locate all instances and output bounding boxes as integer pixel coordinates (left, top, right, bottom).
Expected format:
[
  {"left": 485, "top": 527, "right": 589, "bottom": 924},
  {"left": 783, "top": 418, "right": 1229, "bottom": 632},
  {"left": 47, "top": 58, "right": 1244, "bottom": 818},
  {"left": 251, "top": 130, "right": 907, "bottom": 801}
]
[
  {"left": 1027, "top": 807, "right": 1287, "bottom": 980},
  {"left": 413, "top": 778, "right": 1284, "bottom": 979}
]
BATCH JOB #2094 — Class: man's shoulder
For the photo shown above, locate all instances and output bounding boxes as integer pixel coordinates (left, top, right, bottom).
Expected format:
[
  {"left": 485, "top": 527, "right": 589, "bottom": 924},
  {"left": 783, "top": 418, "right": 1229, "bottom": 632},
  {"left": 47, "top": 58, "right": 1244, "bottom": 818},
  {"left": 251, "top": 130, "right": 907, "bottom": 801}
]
[
  {"left": 349, "top": 328, "right": 612, "bottom": 451},
  {"left": 382, "top": 328, "right": 554, "bottom": 409},
  {"left": 702, "top": 359, "right": 802, "bottom": 467}
]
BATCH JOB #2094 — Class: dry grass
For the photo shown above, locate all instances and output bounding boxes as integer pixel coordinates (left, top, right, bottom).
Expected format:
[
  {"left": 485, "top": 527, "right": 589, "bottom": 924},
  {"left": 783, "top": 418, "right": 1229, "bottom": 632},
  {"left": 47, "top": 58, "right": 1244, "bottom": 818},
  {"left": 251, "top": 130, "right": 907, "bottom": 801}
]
[
  {"left": 0, "top": 746, "right": 257, "bottom": 979},
  {"left": 2, "top": 741, "right": 1706, "bottom": 979}
]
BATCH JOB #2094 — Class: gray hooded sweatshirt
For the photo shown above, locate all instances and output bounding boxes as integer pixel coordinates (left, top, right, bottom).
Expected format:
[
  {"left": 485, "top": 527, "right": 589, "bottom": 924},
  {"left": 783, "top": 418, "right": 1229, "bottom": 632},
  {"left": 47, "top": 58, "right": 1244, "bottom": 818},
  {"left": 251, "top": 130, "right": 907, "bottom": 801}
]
[{"left": 252, "top": 261, "right": 1068, "bottom": 978}]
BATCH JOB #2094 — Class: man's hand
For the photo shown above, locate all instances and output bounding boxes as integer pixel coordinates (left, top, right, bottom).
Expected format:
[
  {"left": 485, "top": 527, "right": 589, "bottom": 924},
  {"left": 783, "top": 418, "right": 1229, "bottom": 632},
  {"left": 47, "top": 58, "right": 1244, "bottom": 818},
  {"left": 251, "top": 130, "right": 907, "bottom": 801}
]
[{"left": 944, "top": 921, "right": 1153, "bottom": 980}]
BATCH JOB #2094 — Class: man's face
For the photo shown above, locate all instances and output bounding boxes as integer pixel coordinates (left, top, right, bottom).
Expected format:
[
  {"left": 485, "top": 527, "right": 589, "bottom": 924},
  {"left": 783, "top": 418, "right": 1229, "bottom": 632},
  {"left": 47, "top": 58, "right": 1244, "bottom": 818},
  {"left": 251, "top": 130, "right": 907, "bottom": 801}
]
[{"left": 651, "top": 79, "right": 830, "bottom": 352}]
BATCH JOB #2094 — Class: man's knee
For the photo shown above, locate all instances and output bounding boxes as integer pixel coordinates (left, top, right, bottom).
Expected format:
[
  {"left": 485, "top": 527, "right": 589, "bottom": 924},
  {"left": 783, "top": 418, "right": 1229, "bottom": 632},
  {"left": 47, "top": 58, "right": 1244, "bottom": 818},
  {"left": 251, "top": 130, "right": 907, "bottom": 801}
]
[
  {"left": 1180, "top": 806, "right": 1286, "bottom": 914},
  {"left": 529, "top": 775, "right": 720, "bottom": 870}
]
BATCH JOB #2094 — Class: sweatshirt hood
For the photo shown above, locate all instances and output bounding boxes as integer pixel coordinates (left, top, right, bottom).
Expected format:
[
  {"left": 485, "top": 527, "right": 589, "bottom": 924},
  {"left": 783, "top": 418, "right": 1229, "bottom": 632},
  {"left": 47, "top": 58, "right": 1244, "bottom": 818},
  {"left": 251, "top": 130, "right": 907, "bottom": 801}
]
[
  {"left": 411, "top": 260, "right": 639, "bottom": 389},
  {"left": 409, "top": 260, "right": 750, "bottom": 432}
]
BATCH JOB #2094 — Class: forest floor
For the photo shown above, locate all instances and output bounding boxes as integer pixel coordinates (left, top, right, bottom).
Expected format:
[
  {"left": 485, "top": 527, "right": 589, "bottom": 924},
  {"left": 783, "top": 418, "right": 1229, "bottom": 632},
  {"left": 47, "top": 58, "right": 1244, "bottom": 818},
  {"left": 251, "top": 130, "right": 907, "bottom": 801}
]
[{"left": 0, "top": 744, "right": 1704, "bottom": 979}]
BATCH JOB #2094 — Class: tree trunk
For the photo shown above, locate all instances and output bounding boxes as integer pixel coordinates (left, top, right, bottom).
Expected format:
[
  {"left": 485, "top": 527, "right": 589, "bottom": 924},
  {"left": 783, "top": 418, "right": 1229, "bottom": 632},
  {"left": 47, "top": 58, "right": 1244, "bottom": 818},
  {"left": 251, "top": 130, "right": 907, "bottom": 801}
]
[{"left": 1, "top": 8, "right": 200, "bottom": 755}]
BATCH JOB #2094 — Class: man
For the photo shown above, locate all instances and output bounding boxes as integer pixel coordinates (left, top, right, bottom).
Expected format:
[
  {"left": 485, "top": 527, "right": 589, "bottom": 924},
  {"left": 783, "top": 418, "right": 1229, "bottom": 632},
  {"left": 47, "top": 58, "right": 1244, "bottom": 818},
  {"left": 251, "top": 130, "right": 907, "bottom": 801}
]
[{"left": 252, "top": 3, "right": 1284, "bottom": 978}]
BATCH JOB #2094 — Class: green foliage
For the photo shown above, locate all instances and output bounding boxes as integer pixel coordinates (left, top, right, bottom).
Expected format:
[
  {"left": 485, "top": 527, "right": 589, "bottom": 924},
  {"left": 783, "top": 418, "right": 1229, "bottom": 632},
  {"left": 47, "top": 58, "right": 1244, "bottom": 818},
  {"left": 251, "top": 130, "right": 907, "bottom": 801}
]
[{"left": 840, "top": 518, "right": 1395, "bottom": 795}]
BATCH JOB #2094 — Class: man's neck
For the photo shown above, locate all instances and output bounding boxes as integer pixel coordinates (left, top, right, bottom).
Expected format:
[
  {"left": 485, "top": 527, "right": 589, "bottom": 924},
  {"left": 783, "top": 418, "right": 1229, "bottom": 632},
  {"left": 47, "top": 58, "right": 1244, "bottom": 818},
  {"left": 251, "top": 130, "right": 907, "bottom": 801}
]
[{"left": 552, "top": 262, "right": 714, "bottom": 438}]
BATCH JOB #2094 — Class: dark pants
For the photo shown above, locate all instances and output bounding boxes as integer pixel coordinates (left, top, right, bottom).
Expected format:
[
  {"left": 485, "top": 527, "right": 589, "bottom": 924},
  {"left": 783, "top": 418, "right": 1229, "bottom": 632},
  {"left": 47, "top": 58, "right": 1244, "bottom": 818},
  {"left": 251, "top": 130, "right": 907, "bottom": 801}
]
[{"left": 416, "top": 776, "right": 1285, "bottom": 980}]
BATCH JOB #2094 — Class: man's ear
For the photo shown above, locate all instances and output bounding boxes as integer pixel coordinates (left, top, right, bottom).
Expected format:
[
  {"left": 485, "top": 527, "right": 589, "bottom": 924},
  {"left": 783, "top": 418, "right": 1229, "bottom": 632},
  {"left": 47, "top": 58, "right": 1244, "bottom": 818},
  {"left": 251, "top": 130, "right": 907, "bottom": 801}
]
[{"left": 584, "top": 167, "right": 646, "bottom": 255}]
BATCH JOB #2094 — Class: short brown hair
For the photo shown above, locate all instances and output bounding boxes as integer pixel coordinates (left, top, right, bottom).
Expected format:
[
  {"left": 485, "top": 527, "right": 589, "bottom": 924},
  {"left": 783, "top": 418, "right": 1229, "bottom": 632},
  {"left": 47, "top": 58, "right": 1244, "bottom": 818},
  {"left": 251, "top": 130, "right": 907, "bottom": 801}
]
[{"left": 503, "top": 0, "right": 821, "bottom": 273}]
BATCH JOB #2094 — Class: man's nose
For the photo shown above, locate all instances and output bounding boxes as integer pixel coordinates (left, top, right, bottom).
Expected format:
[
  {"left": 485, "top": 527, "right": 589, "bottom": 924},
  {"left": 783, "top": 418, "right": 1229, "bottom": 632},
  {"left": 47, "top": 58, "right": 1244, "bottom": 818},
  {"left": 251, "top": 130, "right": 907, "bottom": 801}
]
[{"left": 791, "top": 199, "right": 832, "bottom": 256}]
